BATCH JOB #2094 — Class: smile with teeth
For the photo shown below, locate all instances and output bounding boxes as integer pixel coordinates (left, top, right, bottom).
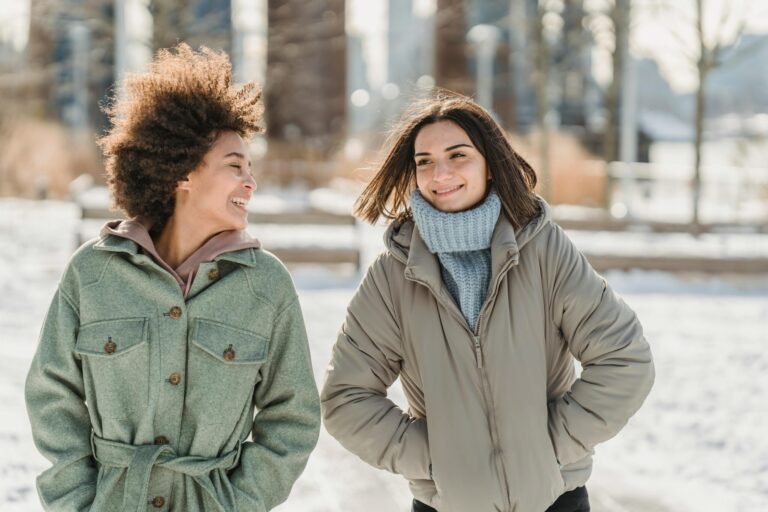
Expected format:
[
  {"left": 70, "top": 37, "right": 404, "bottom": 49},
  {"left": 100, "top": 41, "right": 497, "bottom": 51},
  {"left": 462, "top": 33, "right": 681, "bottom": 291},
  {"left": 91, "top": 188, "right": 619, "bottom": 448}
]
[
  {"left": 433, "top": 184, "right": 463, "bottom": 195},
  {"left": 231, "top": 197, "right": 248, "bottom": 208}
]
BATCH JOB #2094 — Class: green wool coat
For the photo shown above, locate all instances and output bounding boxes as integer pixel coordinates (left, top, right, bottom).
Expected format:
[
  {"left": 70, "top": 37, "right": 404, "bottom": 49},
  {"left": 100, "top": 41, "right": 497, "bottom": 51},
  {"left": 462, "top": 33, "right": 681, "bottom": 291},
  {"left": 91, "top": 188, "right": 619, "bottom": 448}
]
[{"left": 25, "top": 234, "right": 321, "bottom": 511}]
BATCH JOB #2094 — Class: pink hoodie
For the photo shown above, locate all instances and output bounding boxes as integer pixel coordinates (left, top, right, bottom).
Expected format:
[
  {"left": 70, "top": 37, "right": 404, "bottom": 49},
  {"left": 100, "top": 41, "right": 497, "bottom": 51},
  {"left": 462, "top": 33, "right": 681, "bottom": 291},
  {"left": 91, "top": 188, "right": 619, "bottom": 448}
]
[{"left": 100, "top": 219, "right": 262, "bottom": 298}]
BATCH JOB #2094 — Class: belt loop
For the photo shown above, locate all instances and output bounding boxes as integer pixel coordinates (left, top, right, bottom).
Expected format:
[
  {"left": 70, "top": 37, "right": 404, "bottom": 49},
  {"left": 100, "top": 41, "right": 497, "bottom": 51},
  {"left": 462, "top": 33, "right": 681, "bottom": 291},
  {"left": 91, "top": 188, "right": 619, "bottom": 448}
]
[{"left": 121, "top": 444, "right": 174, "bottom": 512}]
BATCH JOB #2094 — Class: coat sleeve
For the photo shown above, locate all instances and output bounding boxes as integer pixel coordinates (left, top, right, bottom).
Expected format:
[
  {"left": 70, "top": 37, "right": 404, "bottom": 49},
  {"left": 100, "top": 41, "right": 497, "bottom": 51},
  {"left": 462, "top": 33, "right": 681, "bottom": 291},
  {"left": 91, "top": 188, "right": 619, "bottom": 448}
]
[
  {"left": 545, "top": 225, "right": 655, "bottom": 466},
  {"left": 230, "top": 296, "right": 321, "bottom": 512},
  {"left": 320, "top": 257, "right": 432, "bottom": 481},
  {"left": 25, "top": 286, "right": 97, "bottom": 511}
]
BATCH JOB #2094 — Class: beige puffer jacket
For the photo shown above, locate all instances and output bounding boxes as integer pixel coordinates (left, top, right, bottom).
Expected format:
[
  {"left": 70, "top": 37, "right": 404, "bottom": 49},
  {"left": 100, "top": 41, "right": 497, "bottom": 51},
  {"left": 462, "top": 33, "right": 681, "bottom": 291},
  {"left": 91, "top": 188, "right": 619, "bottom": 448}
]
[{"left": 321, "top": 200, "right": 654, "bottom": 512}]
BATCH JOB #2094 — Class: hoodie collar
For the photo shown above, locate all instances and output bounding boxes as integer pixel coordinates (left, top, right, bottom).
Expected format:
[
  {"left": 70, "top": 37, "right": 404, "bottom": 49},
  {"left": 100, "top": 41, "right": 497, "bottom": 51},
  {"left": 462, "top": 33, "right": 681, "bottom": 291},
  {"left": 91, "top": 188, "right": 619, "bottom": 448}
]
[{"left": 95, "top": 219, "right": 261, "bottom": 296}]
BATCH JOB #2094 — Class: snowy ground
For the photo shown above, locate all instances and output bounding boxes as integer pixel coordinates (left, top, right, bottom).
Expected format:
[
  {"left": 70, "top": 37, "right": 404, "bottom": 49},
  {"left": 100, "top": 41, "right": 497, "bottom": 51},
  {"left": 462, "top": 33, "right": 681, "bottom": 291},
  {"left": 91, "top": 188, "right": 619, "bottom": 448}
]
[{"left": 1, "top": 198, "right": 767, "bottom": 512}]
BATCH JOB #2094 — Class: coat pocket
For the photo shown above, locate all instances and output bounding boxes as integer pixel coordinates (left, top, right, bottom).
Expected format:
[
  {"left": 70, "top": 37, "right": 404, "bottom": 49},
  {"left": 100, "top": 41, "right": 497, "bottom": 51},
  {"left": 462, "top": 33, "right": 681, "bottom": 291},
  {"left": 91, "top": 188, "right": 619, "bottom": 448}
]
[
  {"left": 75, "top": 317, "right": 149, "bottom": 418},
  {"left": 186, "top": 318, "right": 269, "bottom": 425}
]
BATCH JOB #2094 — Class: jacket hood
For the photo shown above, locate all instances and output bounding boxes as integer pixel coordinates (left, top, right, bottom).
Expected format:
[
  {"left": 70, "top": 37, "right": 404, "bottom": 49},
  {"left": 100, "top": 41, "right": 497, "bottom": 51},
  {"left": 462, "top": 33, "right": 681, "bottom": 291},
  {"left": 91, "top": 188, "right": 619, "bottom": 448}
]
[{"left": 384, "top": 196, "right": 554, "bottom": 266}]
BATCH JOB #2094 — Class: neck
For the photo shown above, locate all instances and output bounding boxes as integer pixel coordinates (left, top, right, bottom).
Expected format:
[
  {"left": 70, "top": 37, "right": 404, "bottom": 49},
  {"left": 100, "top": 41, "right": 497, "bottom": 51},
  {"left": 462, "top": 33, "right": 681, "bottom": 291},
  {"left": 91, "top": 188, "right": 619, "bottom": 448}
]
[{"left": 153, "top": 214, "right": 218, "bottom": 269}]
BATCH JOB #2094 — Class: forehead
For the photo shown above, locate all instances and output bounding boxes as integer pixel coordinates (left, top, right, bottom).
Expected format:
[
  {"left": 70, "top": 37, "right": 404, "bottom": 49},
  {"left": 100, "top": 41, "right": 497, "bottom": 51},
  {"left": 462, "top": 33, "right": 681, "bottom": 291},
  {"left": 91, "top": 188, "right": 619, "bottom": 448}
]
[
  {"left": 414, "top": 120, "right": 471, "bottom": 150},
  {"left": 209, "top": 131, "right": 248, "bottom": 157}
]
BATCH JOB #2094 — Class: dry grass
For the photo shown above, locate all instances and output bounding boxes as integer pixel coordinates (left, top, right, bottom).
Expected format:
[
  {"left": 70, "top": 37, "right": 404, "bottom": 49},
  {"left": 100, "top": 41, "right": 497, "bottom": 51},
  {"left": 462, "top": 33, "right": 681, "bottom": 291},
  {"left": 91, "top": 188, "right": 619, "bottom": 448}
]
[
  {"left": 510, "top": 130, "right": 607, "bottom": 207},
  {"left": 0, "top": 120, "right": 103, "bottom": 199}
]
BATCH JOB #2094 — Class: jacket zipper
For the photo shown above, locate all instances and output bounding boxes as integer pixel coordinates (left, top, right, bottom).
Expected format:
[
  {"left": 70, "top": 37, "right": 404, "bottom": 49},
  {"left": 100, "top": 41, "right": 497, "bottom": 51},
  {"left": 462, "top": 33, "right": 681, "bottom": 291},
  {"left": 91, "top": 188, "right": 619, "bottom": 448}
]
[
  {"left": 408, "top": 257, "right": 517, "bottom": 510},
  {"left": 473, "top": 335, "right": 483, "bottom": 368},
  {"left": 471, "top": 265, "right": 514, "bottom": 512}
]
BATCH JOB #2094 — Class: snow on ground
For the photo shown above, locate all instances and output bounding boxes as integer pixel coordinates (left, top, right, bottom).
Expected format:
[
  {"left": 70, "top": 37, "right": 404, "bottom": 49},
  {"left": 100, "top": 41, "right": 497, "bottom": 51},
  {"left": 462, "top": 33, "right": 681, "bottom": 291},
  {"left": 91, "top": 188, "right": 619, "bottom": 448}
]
[{"left": 1, "top": 198, "right": 767, "bottom": 512}]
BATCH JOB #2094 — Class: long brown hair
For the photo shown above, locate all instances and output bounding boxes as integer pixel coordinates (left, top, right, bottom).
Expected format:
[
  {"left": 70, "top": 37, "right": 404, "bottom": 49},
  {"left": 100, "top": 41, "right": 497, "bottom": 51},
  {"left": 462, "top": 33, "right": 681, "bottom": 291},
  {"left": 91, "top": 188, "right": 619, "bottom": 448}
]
[{"left": 354, "top": 91, "right": 539, "bottom": 230}]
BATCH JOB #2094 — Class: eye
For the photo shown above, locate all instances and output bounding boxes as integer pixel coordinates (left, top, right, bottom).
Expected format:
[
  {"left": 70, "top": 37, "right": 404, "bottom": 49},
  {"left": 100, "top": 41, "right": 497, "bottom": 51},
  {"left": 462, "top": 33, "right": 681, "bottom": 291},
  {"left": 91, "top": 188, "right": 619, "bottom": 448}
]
[
  {"left": 415, "top": 158, "right": 431, "bottom": 167},
  {"left": 229, "top": 164, "right": 243, "bottom": 174},
  {"left": 450, "top": 152, "right": 466, "bottom": 159}
]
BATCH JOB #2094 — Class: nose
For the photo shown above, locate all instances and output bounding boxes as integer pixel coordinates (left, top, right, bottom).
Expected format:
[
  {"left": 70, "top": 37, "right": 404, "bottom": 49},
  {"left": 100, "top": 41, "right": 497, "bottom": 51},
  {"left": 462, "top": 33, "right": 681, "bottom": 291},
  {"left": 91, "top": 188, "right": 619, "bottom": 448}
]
[
  {"left": 433, "top": 160, "right": 452, "bottom": 181},
  {"left": 243, "top": 173, "right": 257, "bottom": 192}
]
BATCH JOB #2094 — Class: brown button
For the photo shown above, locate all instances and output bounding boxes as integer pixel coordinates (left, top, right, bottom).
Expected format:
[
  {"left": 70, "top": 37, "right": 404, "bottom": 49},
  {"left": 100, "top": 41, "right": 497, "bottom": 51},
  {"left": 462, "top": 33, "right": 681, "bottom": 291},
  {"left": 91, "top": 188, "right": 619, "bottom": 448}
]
[
  {"left": 168, "top": 306, "right": 182, "bottom": 319},
  {"left": 104, "top": 337, "right": 116, "bottom": 354},
  {"left": 207, "top": 268, "right": 220, "bottom": 280},
  {"left": 168, "top": 373, "right": 181, "bottom": 386},
  {"left": 154, "top": 436, "right": 168, "bottom": 445},
  {"left": 223, "top": 344, "right": 236, "bottom": 361},
  {"left": 151, "top": 496, "right": 165, "bottom": 508}
]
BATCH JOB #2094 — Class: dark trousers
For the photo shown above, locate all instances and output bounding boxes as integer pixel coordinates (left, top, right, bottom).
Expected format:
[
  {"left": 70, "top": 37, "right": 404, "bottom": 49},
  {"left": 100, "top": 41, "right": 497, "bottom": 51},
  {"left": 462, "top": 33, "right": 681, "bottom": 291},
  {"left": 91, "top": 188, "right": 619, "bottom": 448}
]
[{"left": 412, "top": 486, "right": 590, "bottom": 512}]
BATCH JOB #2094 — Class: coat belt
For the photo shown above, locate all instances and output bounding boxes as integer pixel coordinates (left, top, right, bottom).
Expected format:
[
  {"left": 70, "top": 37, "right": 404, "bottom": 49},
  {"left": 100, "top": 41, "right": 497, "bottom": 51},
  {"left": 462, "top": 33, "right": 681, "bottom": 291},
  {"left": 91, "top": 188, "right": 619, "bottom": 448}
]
[{"left": 91, "top": 432, "right": 242, "bottom": 512}]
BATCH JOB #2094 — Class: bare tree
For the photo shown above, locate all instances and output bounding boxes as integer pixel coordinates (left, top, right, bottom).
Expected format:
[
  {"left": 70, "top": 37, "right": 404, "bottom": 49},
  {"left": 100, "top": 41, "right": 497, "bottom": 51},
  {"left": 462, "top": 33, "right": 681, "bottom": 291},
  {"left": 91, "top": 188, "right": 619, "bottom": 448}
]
[
  {"left": 597, "top": 0, "right": 630, "bottom": 164},
  {"left": 650, "top": 0, "right": 765, "bottom": 228}
]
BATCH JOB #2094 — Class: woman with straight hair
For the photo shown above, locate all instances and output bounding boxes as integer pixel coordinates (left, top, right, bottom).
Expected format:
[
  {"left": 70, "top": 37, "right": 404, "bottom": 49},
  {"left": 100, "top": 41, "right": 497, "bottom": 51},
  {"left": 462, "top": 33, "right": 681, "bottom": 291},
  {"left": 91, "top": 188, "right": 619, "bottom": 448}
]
[
  {"left": 25, "top": 44, "right": 320, "bottom": 511},
  {"left": 321, "top": 91, "right": 654, "bottom": 512}
]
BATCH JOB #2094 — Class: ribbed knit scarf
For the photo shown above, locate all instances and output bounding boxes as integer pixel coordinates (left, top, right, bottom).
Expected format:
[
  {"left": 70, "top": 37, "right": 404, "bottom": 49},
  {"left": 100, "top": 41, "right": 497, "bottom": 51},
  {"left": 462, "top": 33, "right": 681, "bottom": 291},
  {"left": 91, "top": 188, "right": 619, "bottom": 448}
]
[{"left": 410, "top": 188, "right": 501, "bottom": 330}]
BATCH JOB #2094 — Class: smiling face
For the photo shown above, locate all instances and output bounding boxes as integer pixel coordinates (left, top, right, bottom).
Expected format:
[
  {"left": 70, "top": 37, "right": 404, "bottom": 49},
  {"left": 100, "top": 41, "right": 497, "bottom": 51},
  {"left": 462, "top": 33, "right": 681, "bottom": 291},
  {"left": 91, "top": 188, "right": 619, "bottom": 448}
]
[
  {"left": 413, "top": 120, "right": 490, "bottom": 213},
  {"left": 176, "top": 130, "right": 255, "bottom": 233}
]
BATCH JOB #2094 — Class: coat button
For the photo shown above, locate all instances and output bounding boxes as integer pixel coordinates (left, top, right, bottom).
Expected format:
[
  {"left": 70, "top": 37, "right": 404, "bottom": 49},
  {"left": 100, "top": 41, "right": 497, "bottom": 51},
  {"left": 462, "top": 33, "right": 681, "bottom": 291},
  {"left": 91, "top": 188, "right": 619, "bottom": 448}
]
[
  {"left": 168, "top": 373, "right": 181, "bottom": 386},
  {"left": 223, "top": 344, "right": 236, "bottom": 361},
  {"left": 154, "top": 436, "right": 168, "bottom": 445},
  {"left": 104, "top": 337, "right": 116, "bottom": 354},
  {"left": 207, "top": 268, "right": 220, "bottom": 280},
  {"left": 168, "top": 306, "right": 182, "bottom": 319},
  {"left": 151, "top": 496, "right": 165, "bottom": 508}
]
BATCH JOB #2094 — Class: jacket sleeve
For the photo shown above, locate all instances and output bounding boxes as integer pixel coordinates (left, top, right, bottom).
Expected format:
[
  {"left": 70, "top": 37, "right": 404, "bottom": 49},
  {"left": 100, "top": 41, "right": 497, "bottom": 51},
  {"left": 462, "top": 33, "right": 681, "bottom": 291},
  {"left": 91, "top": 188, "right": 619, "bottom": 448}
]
[
  {"left": 25, "top": 286, "right": 97, "bottom": 511},
  {"left": 320, "top": 258, "right": 431, "bottom": 481},
  {"left": 545, "top": 225, "right": 655, "bottom": 466},
  {"left": 230, "top": 296, "right": 321, "bottom": 512}
]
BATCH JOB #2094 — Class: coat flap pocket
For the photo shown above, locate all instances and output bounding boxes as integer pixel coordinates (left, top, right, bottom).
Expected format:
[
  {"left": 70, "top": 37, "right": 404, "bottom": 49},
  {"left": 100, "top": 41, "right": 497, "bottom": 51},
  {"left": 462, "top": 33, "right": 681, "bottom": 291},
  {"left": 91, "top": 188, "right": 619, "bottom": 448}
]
[
  {"left": 75, "top": 317, "right": 148, "bottom": 357},
  {"left": 191, "top": 319, "right": 268, "bottom": 364}
]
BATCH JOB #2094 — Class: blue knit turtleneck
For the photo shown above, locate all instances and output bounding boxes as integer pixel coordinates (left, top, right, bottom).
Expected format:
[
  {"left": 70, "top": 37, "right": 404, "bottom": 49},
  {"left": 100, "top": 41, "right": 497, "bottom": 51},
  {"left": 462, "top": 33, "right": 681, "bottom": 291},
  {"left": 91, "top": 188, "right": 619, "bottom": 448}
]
[{"left": 410, "top": 188, "right": 501, "bottom": 331}]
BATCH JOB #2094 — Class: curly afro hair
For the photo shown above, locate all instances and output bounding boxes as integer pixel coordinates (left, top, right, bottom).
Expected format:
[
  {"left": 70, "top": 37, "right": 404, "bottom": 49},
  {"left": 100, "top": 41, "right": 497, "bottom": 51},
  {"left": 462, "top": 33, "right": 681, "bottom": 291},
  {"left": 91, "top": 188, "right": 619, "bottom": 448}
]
[{"left": 98, "top": 43, "right": 263, "bottom": 231}]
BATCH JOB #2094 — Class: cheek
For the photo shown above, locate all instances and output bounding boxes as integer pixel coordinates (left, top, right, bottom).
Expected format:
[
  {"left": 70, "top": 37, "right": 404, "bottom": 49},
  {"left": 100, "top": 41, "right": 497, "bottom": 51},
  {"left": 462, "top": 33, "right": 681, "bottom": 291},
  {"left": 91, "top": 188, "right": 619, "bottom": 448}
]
[{"left": 415, "top": 171, "right": 428, "bottom": 191}]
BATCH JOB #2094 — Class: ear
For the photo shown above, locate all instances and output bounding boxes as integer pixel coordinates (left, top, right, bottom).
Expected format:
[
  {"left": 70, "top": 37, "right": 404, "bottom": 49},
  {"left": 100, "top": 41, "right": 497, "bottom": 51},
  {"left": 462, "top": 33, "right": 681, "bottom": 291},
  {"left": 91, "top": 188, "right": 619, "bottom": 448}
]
[{"left": 176, "top": 176, "right": 191, "bottom": 192}]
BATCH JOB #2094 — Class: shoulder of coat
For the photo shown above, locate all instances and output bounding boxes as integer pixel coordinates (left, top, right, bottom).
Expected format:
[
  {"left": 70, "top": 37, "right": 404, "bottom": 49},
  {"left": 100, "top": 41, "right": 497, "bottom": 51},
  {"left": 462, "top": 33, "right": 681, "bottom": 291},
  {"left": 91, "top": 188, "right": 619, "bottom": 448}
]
[{"left": 240, "top": 247, "right": 298, "bottom": 306}]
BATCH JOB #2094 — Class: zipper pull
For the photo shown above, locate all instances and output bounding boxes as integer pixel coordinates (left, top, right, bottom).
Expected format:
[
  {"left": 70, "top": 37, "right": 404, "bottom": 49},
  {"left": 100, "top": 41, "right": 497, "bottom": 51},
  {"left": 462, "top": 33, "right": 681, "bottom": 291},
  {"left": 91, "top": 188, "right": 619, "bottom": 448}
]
[{"left": 473, "top": 336, "right": 483, "bottom": 369}]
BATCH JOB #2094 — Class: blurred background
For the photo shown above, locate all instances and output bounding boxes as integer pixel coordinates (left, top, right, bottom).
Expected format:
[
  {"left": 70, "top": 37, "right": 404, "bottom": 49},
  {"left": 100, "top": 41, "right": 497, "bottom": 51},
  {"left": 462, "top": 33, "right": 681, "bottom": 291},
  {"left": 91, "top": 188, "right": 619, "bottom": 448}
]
[{"left": 0, "top": 1, "right": 767, "bottom": 511}]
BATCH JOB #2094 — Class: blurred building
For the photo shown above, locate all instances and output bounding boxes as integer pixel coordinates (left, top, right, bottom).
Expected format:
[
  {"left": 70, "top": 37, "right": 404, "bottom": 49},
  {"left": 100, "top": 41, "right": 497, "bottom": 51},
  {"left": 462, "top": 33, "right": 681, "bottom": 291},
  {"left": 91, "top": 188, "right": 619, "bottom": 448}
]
[
  {"left": 347, "top": 31, "right": 371, "bottom": 135},
  {"left": 27, "top": 0, "right": 116, "bottom": 132},
  {"left": 369, "top": 0, "right": 434, "bottom": 128},
  {"left": 553, "top": 0, "right": 595, "bottom": 128},
  {"left": 434, "top": 0, "right": 469, "bottom": 96},
  {"left": 465, "top": 0, "right": 514, "bottom": 128},
  {"left": 26, "top": 0, "right": 234, "bottom": 133},
  {"left": 707, "top": 33, "right": 768, "bottom": 118},
  {"left": 386, "top": 0, "right": 434, "bottom": 101},
  {"left": 150, "top": 0, "right": 233, "bottom": 54},
  {"left": 265, "top": 0, "right": 346, "bottom": 159}
]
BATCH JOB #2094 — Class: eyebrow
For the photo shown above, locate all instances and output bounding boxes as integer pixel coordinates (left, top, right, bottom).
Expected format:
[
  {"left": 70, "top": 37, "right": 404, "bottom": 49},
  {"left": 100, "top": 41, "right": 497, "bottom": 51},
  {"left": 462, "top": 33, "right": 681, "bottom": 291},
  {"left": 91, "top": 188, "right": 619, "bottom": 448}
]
[
  {"left": 224, "top": 152, "right": 252, "bottom": 167},
  {"left": 414, "top": 143, "right": 473, "bottom": 157}
]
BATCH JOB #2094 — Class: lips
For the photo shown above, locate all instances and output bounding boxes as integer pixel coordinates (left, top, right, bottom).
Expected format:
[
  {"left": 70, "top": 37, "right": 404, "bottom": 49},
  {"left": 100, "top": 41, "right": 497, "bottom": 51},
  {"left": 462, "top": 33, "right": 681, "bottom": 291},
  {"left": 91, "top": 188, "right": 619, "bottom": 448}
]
[
  {"left": 433, "top": 184, "right": 463, "bottom": 195},
  {"left": 230, "top": 197, "right": 249, "bottom": 210}
]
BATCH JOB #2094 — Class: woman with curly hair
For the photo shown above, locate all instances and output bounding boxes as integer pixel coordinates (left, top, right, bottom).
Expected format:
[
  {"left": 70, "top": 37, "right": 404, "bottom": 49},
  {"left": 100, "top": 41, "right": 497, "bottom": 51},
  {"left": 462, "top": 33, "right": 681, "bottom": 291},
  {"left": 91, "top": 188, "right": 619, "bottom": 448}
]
[
  {"left": 321, "top": 92, "right": 654, "bottom": 512},
  {"left": 25, "top": 44, "right": 320, "bottom": 512}
]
